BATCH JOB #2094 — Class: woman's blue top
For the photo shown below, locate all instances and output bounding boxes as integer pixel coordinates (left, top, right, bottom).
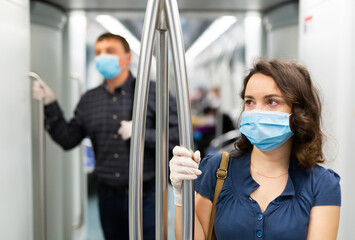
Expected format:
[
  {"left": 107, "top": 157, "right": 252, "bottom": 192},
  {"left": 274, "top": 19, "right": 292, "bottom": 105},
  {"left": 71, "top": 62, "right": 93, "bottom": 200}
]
[{"left": 195, "top": 152, "right": 341, "bottom": 240}]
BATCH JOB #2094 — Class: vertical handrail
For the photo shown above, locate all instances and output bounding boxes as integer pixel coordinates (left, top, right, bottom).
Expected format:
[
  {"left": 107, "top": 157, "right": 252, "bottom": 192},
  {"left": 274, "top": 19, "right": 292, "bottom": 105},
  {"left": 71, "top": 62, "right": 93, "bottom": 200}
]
[
  {"left": 71, "top": 73, "right": 85, "bottom": 230},
  {"left": 29, "top": 72, "right": 47, "bottom": 240},
  {"left": 156, "top": 6, "right": 169, "bottom": 240},
  {"left": 165, "top": 0, "right": 195, "bottom": 239},
  {"left": 129, "top": 0, "right": 194, "bottom": 239},
  {"left": 128, "top": 0, "right": 159, "bottom": 239}
]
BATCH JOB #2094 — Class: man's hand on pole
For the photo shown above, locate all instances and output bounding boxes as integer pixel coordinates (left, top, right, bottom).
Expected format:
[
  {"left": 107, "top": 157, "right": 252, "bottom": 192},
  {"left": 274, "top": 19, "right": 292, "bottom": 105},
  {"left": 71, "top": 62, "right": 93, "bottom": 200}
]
[{"left": 32, "top": 78, "right": 56, "bottom": 105}]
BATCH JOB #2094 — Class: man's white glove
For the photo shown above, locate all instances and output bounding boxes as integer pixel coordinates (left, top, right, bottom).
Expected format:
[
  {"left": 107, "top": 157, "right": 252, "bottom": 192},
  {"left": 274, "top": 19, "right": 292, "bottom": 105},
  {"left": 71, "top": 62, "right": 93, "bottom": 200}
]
[
  {"left": 118, "top": 120, "right": 132, "bottom": 140},
  {"left": 169, "top": 146, "right": 201, "bottom": 206},
  {"left": 32, "top": 78, "right": 56, "bottom": 105}
]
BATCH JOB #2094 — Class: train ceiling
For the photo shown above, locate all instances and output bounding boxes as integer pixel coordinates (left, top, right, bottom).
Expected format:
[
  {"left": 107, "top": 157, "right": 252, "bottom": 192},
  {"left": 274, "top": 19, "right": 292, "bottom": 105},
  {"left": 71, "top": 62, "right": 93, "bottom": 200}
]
[
  {"left": 36, "top": 0, "right": 296, "bottom": 12},
  {"left": 33, "top": 0, "right": 297, "bottom": 57}
]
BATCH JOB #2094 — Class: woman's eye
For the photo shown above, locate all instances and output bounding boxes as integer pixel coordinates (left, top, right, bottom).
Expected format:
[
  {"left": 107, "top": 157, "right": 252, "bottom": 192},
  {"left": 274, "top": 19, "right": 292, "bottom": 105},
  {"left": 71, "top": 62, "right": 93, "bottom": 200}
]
[
  {"left": 245, "top": 100, "right": 254, "bottom": 106},
  {"left": 267, "top": 99, "right": 279, "bottom": 106}
]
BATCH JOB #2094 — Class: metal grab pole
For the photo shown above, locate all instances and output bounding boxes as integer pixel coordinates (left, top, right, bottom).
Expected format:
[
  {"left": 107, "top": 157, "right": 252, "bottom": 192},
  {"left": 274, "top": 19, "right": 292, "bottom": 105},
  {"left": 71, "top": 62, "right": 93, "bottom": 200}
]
[
  {"left": 71, "top": 73, "right": 85, "bottom": 230},
  {"left": 29, "top": 72, "right": 47, "bottom": 240},
  {"left": 165, "top": 0, "right": 195, "bottom": 239},
  {"left": 156, "top": 7, "right": 169, "bottom": 240},
  {"left": 128, "top": 0, "right": 159, "bottom": 239},
  {"left": 129, "top": 0, "right": 194, "bottom": 239}
]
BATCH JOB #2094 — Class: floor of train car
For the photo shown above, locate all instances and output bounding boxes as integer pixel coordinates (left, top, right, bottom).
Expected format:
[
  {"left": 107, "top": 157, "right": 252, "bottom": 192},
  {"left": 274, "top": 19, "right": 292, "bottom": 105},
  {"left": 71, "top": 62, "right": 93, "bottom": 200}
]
[{"left": 86, "top": 178, "right": 176, "bottom": 240}]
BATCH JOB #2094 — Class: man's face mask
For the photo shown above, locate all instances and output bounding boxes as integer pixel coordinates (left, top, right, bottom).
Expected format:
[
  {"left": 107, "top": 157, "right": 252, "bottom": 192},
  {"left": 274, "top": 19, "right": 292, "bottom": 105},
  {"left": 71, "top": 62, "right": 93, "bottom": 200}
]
[
  {"left": 240, "top": 109, "right": 293, "bottom": 151},
  {"left": 95, "top": 54, "right": 121, "bottom": 79}
]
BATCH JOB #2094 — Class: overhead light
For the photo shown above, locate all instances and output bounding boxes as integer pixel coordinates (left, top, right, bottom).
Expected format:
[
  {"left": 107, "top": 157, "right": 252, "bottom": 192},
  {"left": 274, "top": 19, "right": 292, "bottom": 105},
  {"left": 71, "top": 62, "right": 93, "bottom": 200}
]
[
  {"left": 95, "top": 15, "right": 141, "bottom": 55},
  {"left": 185, "top": 16, "right": 237, "bottom": 63},
  {"left": 244, "top": 13, "right": 261, "bottom": 28}
]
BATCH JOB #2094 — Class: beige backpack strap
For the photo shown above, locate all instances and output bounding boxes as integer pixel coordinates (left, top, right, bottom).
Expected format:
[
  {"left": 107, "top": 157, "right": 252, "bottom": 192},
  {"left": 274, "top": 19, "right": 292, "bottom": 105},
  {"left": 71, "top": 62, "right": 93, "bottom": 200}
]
[{"left": 207, "top": 152, "right": 230, "bottom": 240}]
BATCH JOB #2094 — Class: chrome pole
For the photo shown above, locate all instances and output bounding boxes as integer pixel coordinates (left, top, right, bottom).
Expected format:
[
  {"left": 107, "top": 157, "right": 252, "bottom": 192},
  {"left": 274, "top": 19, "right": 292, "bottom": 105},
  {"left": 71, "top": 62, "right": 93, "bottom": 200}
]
[
  {"left": 156, "top": 6, "right": 168, "bottom": 240},
  {"left": 29, "top": 72, "right": 47, "bottom": 240},
  {"left": 71, "top": 73, "right": 85, "bottom": 230},
  {"left": 130, "top": 0, "right": 194, "bottom": 239},
  {"left": 165, "top": 0, "right": 195, "bottom": 239},
  {"left": 39, "top": 96, "right": 47, "bottom": 240},
  {"left": 128, "top": 0, "right": 159, "bottom": 239}
]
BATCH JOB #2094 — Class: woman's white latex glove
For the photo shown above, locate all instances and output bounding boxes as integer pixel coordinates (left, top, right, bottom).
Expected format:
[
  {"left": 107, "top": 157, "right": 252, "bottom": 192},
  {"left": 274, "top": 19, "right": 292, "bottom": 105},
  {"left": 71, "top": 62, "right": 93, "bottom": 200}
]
[
  {"left": 32, "top": 78, "right": 56, "bottom": 105},
  {"left": 169, "top": 146, "right": 201, "bottom": 206}
]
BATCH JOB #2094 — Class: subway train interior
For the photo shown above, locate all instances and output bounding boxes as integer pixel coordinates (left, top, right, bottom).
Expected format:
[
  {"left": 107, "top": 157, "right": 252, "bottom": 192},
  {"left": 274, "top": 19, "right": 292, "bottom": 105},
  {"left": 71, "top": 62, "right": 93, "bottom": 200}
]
[{"left": 1, "top": 0, "right": 354, "bottom": 239}]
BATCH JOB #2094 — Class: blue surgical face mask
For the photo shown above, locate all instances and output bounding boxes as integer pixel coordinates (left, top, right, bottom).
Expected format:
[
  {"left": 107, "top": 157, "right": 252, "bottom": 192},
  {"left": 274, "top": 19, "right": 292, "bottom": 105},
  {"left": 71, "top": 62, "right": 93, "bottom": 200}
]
[
  {"left": 95, "top": 54, "right": 121, "bottom": 79},
  {"left": 240, "top": 109, "right": 293, "bottom": 151}
]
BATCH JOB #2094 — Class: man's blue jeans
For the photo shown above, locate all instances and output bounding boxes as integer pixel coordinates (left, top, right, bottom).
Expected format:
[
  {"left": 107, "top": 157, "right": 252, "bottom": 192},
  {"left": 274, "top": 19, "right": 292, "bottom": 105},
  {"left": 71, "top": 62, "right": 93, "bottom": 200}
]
[{"left": 98, "top": 182, "right": 155, "bottom": 240}]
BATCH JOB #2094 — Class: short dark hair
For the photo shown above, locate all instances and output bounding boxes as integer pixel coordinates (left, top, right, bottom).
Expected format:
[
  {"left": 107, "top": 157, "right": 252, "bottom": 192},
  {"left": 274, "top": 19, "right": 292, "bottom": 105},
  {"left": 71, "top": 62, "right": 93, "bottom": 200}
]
[
  {"left": 96, "top": 32, "right": 131, "bottom": 53},
  {"left": 232, "top": 59, "right": 325, "bottom": 169}
]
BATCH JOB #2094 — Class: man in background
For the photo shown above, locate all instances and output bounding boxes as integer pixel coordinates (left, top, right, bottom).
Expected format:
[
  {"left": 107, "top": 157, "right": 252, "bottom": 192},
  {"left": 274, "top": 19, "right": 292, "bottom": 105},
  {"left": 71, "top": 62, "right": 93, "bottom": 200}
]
[{"left": 32, "top": 32, "right": 179, "bottom": 240}]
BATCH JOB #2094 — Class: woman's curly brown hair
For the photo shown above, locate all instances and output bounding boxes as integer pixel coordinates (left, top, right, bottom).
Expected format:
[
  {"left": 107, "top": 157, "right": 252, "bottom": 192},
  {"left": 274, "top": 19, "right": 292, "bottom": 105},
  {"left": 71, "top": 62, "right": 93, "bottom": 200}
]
[{"left": 232, "top": 59, "right": 325, "bottom": 169}]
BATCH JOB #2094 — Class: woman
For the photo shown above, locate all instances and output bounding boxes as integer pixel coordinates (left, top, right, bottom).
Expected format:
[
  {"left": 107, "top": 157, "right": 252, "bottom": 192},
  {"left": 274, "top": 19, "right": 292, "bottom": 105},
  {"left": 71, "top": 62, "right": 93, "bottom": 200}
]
[{"left": 170, "top": 59, "right": 341, "bottom": 240}]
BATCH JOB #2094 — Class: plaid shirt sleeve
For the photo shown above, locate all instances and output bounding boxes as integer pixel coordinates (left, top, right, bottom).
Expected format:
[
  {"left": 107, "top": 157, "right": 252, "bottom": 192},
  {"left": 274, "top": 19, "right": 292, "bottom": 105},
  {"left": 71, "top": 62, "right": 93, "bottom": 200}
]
[{"left": 44, "top": 100, "right": 86, "bottom": 150}]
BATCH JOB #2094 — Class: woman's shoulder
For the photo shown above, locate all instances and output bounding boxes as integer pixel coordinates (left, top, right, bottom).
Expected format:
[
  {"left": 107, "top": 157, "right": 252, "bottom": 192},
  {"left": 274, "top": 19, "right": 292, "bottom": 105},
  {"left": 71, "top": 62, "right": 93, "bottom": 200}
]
[
  {"left": 195, "top": 153, "right": 224, "bottom": 201},
  {"left": 305, "top": 164, "right": 341, "bottom": 206},
  {"left": 200, "top": 151, "right": 245, "bottom": 165},
  {"left": 307, "top": 164, "right": 340, "bottom": 182},
  {"left": 199, "top": 152, "right": 223, "bottom": 169},
  {"left": 199, "top": 151, "right": 244, "bottom": 172}
]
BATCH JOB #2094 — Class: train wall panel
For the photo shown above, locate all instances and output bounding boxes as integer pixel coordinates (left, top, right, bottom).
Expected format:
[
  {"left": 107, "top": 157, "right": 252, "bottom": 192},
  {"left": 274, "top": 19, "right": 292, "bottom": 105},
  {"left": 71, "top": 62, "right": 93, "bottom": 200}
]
[
  {"left": 299, "top": 0, "right": 355, "bottom": 238},
  {"left": 264, "top": 2, "right": 299, "bottom": 60},
  {"left": 0, "top": 0, "right": 33, "bottom": 239},
  {"left": 30, "top": 22, "right": 65, "bottom": 240},
  {"left": 266, "top": 25, "right": 299, "bottom": 60}
]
